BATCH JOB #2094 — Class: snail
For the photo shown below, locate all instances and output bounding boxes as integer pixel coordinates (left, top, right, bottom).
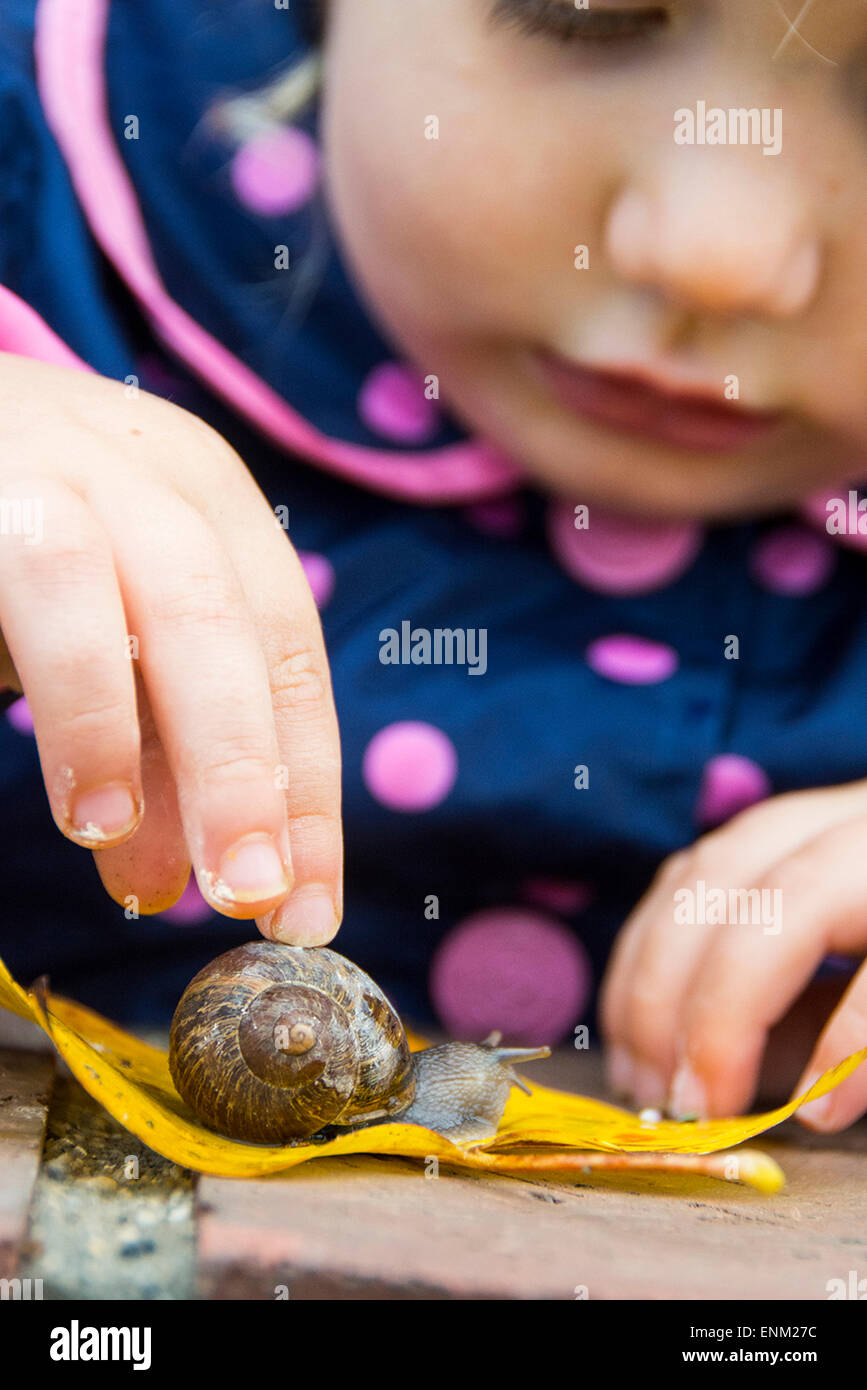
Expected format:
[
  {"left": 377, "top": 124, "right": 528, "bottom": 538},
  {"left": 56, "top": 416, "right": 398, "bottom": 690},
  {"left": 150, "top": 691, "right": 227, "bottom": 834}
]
[{"left": 169, "top": 941, "right": 550, "bottom": 1144}]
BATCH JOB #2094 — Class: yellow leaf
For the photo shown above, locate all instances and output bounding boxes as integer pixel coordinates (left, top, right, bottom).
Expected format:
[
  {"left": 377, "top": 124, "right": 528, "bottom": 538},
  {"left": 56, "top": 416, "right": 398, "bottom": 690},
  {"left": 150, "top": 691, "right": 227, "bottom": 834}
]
[
  {"left": 2, "top": 954, "right": 863, "bottom": 1194},
  {"left": 0, "top": 955, "right": 39, "bottom": 1022},
  {"left": 490, "top": 1045, "right": 867, "bottom": 1155}
]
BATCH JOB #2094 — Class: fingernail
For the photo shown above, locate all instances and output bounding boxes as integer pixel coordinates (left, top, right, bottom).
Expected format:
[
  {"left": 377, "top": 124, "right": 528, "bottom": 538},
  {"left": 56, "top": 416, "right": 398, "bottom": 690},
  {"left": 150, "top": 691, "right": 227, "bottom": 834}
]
[
  {"left": 209, "top": 833, "right": 292, "bottom": 907},
  {"left": 266, "top": 882, "right": 340, "bottom": 945},
  {"left": 668, "top": 1060, "right": 708, "bottom": 1120},
  {"left": 795, "top": 1071, "right": 834, "bottom": 1129},
  {"left": 633, "top": 1061, "right": 666, "bottom": 1108},
  {"left": 69, "top": 781, "right": 141, "bottom": 844},
  {"left": 607, "top": 1045, "right": 636, "bottom": 1099}
]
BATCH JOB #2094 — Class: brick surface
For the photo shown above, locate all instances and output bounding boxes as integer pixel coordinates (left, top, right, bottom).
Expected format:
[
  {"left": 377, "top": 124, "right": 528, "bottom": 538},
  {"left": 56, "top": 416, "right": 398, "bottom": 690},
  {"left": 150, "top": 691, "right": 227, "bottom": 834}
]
[
  {"left": 0, "top": 1048, "right": 55, "bottom": 1278},
  {"left": 196, "top": 1051, "right": 867, "bottom": 1300}
]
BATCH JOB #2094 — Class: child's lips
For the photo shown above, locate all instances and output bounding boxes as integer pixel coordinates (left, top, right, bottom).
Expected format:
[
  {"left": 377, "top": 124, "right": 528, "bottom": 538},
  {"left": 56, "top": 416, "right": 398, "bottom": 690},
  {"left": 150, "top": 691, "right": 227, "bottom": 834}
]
[{"left": 534, "top": 350, "right": 784, "bottom": 453}]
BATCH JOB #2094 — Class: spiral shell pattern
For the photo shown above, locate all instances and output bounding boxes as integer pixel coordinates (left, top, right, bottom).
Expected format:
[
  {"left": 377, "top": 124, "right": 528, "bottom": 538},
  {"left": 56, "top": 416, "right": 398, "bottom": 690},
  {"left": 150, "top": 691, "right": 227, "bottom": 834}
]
[{"left": 169, "top": 942, "right": 415, "bottom": 1142}]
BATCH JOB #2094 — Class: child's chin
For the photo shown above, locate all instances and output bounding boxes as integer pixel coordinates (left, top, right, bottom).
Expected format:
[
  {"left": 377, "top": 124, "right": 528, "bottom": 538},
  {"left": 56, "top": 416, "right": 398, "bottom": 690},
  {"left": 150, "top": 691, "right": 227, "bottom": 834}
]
[{"left": 526, "top": 439, "right": 793, "bottom": 523}]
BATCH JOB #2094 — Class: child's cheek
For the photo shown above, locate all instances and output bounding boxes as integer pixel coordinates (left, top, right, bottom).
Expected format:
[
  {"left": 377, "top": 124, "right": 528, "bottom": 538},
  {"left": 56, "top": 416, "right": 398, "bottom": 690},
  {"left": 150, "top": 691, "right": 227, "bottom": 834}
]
[{"left": 321, "top": 17, "right": 598, "bottom": 338}]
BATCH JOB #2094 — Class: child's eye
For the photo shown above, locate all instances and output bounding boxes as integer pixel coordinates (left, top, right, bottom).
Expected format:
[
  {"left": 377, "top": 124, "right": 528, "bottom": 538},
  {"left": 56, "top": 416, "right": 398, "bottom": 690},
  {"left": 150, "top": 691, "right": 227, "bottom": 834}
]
[{"left": 488, "top": 0, "right": 670, "bottom": 45}]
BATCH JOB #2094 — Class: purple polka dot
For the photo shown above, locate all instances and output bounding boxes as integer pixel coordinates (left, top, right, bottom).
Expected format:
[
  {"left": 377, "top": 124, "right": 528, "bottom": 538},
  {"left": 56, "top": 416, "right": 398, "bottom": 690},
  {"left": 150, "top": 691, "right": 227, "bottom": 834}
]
[
  {"left": 751, "top": 524, "right": 835, "bottom": 597},
  {"left": 159, "top": 877, "right": 215, "bottom": 926},
  {"left": 463, "top": 497, "right": 526, "bottom": 538},
  {"left": 230, "top": 127, "right": 319, "bottom": 216},
  {"left": 298, "top": 551, "right": 335, "bottom": 610},
  {"left": 430, "top": 908, "right": 592, "bottom": 1046},
  {"left": 586, "top": 634, "right": 679, "bottom": 685},
  {"left": 5, "top": 696, "right": 34, "bottom": 735},
  {"left": 358, "top": 363, "right": 440, "bottom": 445},
  {"left": 547, "top": 501, "right": 702, "bottom": 595},
  {"left": 522, "top": 877, "right": 594, "bottom": 916},
  {"left": 695, "top": 754, "right": 772, "bottom": 828},
  {"left": 362, "top": 721, "right": 457, "bottom": 812}
]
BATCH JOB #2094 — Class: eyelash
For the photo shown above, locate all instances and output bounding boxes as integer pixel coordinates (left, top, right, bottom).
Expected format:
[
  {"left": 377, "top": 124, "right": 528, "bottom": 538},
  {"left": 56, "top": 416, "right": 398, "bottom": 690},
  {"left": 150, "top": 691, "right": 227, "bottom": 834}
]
[{"left": 489, "top": 0, "right": 670, "bottom": 45}]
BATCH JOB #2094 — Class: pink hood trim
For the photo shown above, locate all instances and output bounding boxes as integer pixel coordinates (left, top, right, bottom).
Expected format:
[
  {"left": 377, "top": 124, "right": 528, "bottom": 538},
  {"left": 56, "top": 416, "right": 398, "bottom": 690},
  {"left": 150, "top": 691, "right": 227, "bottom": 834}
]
[
  {"left": 28, "top": 0, "right": 519, "bottom": 505},
  {"left": 0, "top": 285, "right": 91, "bottom": 372}
]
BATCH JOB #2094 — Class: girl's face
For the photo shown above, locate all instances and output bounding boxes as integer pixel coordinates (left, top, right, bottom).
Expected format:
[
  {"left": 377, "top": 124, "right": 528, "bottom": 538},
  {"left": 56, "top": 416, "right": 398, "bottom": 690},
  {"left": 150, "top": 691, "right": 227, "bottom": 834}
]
[{"left": 321, "top": 1, "right": 867, "bottom": 519}]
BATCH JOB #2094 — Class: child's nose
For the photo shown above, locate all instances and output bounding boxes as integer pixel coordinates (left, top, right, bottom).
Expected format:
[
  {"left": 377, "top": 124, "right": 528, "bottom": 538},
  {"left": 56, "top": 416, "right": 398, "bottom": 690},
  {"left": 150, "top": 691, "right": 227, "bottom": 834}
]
[{"left": 603, "top": 154, "right": 822, "bottom": 320}]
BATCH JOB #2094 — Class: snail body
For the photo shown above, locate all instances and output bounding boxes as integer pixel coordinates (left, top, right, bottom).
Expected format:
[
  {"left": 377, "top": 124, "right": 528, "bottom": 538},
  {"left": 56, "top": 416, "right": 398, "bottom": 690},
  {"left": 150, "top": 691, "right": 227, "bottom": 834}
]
[{"left": 169, "top": 941, "right": 549, "bottom": 1144}]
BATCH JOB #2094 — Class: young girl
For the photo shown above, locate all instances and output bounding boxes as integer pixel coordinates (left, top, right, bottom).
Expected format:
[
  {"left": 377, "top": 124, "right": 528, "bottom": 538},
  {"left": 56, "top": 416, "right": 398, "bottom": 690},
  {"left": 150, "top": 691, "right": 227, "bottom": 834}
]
[{"left": 1, "top": 0, "right": 866, "bottom": 1133}]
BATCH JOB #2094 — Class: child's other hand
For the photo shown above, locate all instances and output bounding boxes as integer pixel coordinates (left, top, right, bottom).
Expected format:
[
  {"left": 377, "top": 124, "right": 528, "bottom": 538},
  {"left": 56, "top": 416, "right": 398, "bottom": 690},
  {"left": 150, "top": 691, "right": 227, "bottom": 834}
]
[
  {"left": 0, "top": 355, "right": 341, "bottom": 944},
  {"left": 600, "top": 780, "right": 867, "bottom": 1131}
]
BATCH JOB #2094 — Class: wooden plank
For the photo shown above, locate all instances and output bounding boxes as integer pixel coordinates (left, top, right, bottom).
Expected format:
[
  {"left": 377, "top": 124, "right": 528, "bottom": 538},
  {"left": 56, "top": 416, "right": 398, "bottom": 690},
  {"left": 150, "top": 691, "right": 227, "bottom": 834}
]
[
  {"left": 0, "top": 1048, "right": 55, "bottom": 1279},
  {"left": 195, "top": 1051, "right": 867, "bottom": 1300}
]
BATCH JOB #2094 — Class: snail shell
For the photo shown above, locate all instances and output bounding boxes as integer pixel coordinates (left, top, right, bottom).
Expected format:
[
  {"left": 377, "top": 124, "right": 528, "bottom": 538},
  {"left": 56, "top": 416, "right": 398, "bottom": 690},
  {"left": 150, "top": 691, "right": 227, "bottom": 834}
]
[
  {"left": 169, "top": 942, "right": 415, "bottom": 1143},
  {"left": 169, "top": 941, "right": 550, "bottom": 1144}
]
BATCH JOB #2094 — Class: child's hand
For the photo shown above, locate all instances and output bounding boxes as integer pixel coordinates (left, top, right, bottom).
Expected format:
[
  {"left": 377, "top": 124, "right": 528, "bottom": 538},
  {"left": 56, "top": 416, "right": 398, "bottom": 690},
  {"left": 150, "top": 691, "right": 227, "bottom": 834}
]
[
  {"left": 0, "top": 354, "right": 341, "bottom": 944},
  {"left": 600, "top": 779, "right": 867, "bottom": 1131}
]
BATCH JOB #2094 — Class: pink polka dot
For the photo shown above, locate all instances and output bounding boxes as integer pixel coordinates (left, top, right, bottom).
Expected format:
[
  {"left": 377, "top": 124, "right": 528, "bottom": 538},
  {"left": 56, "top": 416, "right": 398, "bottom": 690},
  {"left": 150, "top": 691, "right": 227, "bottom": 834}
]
[
  {"left": 522, "top": 877, "right": 594, "bottom": 916},
  {"left": 362, "top": 722, "right": 457, "bottom": 812},
  {"left": 159, "top": 877, "right": 214, "bottom": 926},
  {"left": 298, "top": 551, "right": 335, "bottom": 610},
  {"left": 463, "top": 497, "right": 526, "bottom": 538},
  {"left": 136, "top": 354, "right": 187, "bottom": 401},
  {"left": 586, "top": 634, "right": 679, "bottom": 685},
  {"left": 430, "top": 908, "right": 592, "bottom": 1046},
  {"left": 5, "top": 696, "right": 34, "bottom": 735},
  {"left": 358, "top": 363, "right": 440, "bottom": 445},
  {"left": 801, "top": 489, "right": 867, "bottom": 554},
  {"left": 230, "top": 127, "right": 319, "bottom": 216},
  {"left": 695, "top": 754, "right": 772, "bottom": 828},
  {"left": 751, "top": 524, "right": 835, "bottom": 597},
  {"left": 547, "top": 501, "right": 702, "bottom": 595}
]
